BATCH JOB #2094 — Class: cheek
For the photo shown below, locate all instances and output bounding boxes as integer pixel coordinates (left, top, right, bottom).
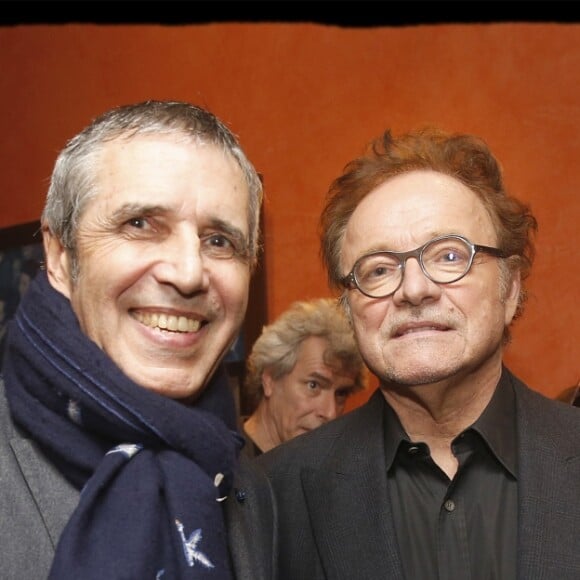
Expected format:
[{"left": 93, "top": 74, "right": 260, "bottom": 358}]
[
  {"left": 279, "top": 384, "right": 307, "bottom": 411},
  {"left": 290, "top": 398, "right": 312, "bottom": 421},
  {"left": 220, "top": 266, "right": 250, "bottom": 315},
  {"left": 77, "top": 230, "right": 129, "bottom": 262},
  {"left": 350, "top": 296, "right": 388, "bottom": 333},
  {"left": 451, "top": 280, "right": 504, "bottom": 333},
  {"left": 77, "top": 238, "right": 143, "bottom": 285},
  {"left": 78, "top": 254, "right": 142, "bottom": 304}
]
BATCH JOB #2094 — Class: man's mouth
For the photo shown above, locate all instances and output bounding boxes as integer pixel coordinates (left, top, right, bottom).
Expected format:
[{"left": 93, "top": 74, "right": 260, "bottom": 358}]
[
  {"left": 133, "top": 311, "right": 202, "bottom": 333},
  {"left": 393, "top": 323, "right": 449, "bottom": 338}
]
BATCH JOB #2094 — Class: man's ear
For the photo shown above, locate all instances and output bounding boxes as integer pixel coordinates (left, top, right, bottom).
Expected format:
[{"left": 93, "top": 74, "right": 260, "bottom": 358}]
[
  {"left": 261, "top": 369, "right": 275, "bottom": 398},
  {"left": 42, "top": 226, "right": 73, "bottom": 298},
  {"left": 504, "top": 269, "right": 521, "bottom": 326}
]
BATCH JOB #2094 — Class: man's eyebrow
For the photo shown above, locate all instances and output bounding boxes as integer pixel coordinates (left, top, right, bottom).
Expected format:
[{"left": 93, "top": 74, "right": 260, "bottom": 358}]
[
  {"left": 110, "top": 203, "right": 168, "bottom": 221},
  {"left": 306, "top": 371, "right": 332, "bottom": 386}
]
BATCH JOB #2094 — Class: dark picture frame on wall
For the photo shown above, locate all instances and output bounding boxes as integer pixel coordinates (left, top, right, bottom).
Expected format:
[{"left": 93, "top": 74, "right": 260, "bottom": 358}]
[{"left": 0, "top": 220, "right": 44, "bottom": 357}]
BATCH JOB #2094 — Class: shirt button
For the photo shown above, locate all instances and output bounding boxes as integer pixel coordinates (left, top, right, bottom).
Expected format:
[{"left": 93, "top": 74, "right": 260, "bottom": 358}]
[
  {"left": 444, "top": 499, "right": 456, "bottom": 512},
  {"left": 408, "top": 445, "right": 420, "bottom": 455}
]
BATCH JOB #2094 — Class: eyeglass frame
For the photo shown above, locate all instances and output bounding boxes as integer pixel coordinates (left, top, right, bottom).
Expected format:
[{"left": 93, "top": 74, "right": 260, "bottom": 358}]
[{"left": 340, "top": 234, "right": 507, "bottom": 299}]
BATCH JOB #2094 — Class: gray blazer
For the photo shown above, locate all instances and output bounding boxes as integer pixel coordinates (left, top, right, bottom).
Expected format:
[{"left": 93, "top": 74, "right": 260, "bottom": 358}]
[
  {"left": 0, "top": 379, "right": 277, "bottom": 580},
  {"left": 257, "top": 369, "right": 580, "bottom": 580}
]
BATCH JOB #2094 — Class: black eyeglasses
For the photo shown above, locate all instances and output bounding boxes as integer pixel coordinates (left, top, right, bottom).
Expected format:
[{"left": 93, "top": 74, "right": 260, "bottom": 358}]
[{"left": 341, "top": 234, "right": 507, "bottom": 299}]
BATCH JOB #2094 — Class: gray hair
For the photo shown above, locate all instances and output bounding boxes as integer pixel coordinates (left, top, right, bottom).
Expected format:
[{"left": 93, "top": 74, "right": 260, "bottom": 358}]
[
  {"left": 42, "top": 100, "right": 263, "bottom": 275},
  {"left": 244, "top": 297, "right": 368, "bottom": 406}
]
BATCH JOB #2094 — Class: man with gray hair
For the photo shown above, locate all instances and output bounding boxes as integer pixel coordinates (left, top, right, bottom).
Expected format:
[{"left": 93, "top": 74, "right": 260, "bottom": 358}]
[
  {"left": 1, "top": 100, "right": 275, "bottom": 580},
  {"left": 243, "top": 297, "right": 367, "bottom": 456}
]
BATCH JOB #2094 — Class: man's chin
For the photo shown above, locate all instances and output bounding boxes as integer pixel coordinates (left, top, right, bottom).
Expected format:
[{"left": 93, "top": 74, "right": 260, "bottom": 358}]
[
  {"left": 384, "top": 366, "right": 458, "bottom": 387},
  {"left": 128, "top": 368, "right": 207, "bottom": 402}
]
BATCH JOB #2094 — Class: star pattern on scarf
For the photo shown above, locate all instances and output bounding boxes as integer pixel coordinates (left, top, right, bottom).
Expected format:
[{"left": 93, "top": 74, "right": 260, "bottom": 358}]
[
  {"left": 175, "top": 519, "right": 215, "bottom": 569},
  {"left": 67, "top": 398, "right": 82, "bottom": 425},
  {"left": 106, "top": 443, "right": 143, "bottom": 458}
]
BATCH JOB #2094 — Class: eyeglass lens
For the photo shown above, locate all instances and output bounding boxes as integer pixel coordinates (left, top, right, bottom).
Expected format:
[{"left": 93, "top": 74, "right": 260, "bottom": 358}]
[{"left": 354, "top": 236, "right": 474, "bottom": 297}]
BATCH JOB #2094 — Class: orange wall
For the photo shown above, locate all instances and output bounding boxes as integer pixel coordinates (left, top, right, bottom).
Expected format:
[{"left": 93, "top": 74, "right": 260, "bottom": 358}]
[{"left": 1, "top": 22, "right": 578, "bottom": 403}]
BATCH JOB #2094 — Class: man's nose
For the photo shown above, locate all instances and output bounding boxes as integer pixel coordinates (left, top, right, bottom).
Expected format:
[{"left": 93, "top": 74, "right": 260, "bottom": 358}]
[
  {"left": 392, "top": 257, "right": 440, "bottom": 306},
  {"left": 153, "top": 231, "right": 209, "bottom": 294},
  {"left": 316, "top": 392, "right": 340, "bottom": 421}
]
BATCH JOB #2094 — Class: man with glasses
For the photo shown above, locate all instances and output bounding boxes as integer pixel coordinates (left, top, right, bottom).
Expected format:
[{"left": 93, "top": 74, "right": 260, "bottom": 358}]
[{"left": 257, "top": 127, "right": 580, "bottom": 579}]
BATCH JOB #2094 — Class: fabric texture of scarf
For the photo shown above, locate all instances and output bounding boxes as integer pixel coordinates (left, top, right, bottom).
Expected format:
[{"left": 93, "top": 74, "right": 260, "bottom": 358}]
[{"left": 3, "top": 270, "right": 244, "bottom": 579}]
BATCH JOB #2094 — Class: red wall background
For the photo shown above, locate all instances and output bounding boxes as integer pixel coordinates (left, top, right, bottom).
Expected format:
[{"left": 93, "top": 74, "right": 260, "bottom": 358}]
[{"left": 1, "top": 19, "right": 578, "bottom": 407}]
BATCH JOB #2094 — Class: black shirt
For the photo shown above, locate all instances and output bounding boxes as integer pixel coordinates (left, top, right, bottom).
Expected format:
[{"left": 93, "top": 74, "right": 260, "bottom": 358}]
[{"left": 385, "top": 373, "right": 518, "bottom": 580}]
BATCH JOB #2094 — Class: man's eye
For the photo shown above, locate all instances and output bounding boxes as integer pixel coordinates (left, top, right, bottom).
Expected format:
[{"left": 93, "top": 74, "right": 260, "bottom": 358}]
[
  {"left": 202, "top": 234, "right": 236, "bottom": 258},
  {"left": 443, "top": 251, "right": 460, "bottom": 262},
  {"left": 306, "top": 380, "right": 320, "bottom": 392},
  {"left": 336, "top": 389, "right": 353, "bottom": 402},
  {"left": 437, "top": 248, "right": 469, "bottom": 265},
  {"left": 370, "top": 265, "right": 389, "bottom": 278},
  {"left": 126, "top": 217, "right": 148, "bottom": 229},
  {"left": 209, "top": 234, "right": 231, "bottom": 248}
]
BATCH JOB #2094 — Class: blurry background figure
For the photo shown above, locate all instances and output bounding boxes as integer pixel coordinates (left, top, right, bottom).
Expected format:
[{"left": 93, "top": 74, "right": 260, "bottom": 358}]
[
  {"left": 0, "top": 241, "right": 43, "bottom": 358},
  {"left": 242, "top": 298, "right": 367, "bottom": 457},
  {"left": 556, "top": 381, "right": 580, "bottom": 407}
]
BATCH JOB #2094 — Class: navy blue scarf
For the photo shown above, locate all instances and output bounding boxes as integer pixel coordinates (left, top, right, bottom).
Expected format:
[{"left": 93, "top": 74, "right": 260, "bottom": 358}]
[{"left": 3, "top": 271, "right": 244, "bottom": 579}]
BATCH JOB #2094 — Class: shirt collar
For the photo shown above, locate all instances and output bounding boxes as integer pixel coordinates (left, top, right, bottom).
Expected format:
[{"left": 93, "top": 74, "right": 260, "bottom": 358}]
[
  {"left": 382, "top": 398, "right": 411, "bottom": 471},
  {"left": 471, "top": 367, "right": 518, "bottom": 478},
  {"left": 381, "top": 367, "right": 518, "bottom": 477}
]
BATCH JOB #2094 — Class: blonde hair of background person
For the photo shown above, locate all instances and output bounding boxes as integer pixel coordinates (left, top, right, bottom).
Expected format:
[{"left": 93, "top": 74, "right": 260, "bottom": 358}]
[{"left": 243, "top": 298, "right": 367, "bottom": 455}]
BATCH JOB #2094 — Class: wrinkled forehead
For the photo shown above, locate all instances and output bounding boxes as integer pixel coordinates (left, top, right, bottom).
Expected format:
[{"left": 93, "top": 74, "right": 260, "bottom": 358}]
[
  {"left": 87, "top": 136, "right": 249, "bottom": 220},
  {"left": 342, "top": 170, "right": 496, "bottom": 264}
]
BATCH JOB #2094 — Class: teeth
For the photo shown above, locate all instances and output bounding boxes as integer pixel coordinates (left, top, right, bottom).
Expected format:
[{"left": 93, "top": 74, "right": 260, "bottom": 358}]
[{"left": 134, "top": 312, "right": 201, "bottom": 333}]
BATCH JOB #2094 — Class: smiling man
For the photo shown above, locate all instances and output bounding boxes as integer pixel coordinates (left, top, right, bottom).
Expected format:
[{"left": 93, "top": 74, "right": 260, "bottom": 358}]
[
  {"left": 0, "top": 101, "right": 275, "bottom": 580},
  {"left": 257, "top": 127, "right": 580, "bottom": 580}
]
